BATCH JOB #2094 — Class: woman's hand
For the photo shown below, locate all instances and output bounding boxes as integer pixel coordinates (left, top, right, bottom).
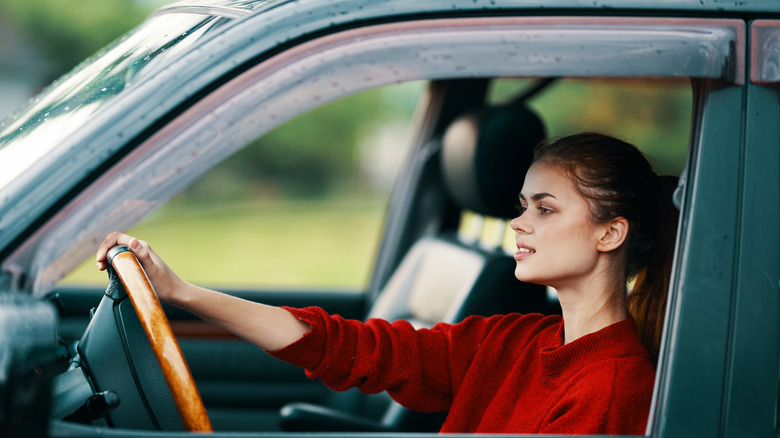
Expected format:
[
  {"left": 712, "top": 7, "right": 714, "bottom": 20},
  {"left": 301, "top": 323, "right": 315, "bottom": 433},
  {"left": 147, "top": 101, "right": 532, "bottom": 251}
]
[{"left": 96, "top": 231, "right": 184, "bottom": 303}]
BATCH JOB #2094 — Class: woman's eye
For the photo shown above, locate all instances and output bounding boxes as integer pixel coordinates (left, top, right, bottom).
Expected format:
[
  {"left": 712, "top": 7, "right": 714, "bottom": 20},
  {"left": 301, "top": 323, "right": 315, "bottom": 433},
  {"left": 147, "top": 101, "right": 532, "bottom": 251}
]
[
  {"left": 516, "top": 203, "right": 527, "bottom": 215},
  {"left": 539, "top": 206, "right": 553, "bottom": 215}
]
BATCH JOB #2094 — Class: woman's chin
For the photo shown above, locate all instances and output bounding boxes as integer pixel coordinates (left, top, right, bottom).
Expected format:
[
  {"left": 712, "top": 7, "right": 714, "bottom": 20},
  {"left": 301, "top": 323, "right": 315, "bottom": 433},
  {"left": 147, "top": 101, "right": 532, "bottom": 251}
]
[
  {"left": 514, "top": 266, "right": 552, "bottom": 288},
  {"left": 514, "top": 267, "right": 537, "bottom": 284}
]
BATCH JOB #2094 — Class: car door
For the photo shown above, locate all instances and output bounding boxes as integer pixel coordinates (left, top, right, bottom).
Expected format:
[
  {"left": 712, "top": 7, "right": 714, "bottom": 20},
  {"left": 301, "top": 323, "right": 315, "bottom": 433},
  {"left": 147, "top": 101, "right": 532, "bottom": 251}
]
[
  {"left": 650, "top": 19, "right": 780, "bottom": 438},
  {"left": 721, "top": 19, "right": 779, "bottom": 438},
  {"left": 0, "top": 7, "right": 755, "bottom": 436}
]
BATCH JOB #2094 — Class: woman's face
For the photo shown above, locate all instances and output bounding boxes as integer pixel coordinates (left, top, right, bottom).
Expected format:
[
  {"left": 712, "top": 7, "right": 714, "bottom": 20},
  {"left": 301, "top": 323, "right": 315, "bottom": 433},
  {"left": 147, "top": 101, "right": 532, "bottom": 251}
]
[{"left": 510, "top": 162, "right": 605, "bottom": 289}]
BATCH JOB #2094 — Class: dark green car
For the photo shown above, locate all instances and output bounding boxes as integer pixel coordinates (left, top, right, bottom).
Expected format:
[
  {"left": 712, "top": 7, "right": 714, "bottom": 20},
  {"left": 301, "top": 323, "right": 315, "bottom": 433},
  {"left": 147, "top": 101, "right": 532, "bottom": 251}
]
[{"left": 0, "top": 0, "right": 778, "bottom": 437}]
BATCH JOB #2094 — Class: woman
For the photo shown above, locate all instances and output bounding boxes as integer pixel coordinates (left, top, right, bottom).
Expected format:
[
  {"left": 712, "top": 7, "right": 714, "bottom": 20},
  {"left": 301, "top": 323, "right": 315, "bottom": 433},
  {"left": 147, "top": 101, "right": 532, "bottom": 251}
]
[{"left": 96, "top": 132, "right": 678, "bottom": 435}]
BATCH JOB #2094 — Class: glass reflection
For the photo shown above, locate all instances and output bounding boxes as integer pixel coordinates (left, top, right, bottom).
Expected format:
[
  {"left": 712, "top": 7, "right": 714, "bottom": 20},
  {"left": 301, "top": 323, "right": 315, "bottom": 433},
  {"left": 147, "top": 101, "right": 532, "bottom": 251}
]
[{"left": 0, "top": 12, "right": 232, "bottom": 189}]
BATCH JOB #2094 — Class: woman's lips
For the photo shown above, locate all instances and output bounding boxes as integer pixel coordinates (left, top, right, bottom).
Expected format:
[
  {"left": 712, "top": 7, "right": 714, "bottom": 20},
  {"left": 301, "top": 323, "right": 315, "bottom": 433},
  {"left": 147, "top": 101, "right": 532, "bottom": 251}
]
[{"left": 514, "top": 245, "right": 535, "bottom": 261}]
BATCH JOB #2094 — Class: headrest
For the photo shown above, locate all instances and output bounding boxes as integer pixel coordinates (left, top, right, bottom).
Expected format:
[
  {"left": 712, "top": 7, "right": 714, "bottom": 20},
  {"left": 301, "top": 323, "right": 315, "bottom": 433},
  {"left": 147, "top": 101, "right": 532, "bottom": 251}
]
[{"left": 441, "top": 102, "right": 546, "bottom": 219}]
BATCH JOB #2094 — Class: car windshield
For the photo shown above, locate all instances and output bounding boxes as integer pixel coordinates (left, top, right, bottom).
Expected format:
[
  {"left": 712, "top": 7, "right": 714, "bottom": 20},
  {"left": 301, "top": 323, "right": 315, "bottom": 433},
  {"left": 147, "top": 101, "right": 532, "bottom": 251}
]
[{"left": 0, "top": 10, "right": 235, "bottom": 191}]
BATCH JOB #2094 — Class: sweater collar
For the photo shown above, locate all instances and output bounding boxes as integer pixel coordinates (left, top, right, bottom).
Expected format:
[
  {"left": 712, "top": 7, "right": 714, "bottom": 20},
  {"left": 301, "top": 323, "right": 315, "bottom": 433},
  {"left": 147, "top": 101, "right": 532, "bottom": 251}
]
[{"left": 538, "top": 317, "right": 647, "bottom": 382}]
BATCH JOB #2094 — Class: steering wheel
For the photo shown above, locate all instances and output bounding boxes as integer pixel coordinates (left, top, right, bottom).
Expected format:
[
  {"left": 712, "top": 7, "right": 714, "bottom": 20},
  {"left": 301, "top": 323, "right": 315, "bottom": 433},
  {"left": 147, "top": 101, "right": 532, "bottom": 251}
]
[{"left": 106, "top": 245, "right": 213, "bottom": 432}]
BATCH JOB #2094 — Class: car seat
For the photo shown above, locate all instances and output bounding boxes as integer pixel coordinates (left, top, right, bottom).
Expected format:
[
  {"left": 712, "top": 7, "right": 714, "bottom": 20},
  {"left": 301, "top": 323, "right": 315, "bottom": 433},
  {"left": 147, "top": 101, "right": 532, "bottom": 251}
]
[{"left": 279, "top": 98, "right": 559, "bottom": 432}]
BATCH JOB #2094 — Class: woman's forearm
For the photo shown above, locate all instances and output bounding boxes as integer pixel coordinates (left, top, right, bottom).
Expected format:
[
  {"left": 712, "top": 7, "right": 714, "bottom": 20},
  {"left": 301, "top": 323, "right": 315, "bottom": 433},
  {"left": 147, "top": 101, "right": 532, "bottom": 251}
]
[
  {"left": 96, "top": 232, "right": 310, "bottom": 351},
  {"left": 167, "top": 283, "right": 311, "bottom": 351}
]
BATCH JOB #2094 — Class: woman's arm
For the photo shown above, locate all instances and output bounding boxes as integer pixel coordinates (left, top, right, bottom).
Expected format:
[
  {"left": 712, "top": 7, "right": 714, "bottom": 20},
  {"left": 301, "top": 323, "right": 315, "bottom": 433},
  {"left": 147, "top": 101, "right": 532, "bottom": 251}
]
[
  {"left": 95, "top": 232, "right": 310, "bottom": 351},
  {"left": 269, "top": 306, "right": 455, "bottom": 413},
  {"left": 96, "top": 232, "right": 457, "bottom": 412}
]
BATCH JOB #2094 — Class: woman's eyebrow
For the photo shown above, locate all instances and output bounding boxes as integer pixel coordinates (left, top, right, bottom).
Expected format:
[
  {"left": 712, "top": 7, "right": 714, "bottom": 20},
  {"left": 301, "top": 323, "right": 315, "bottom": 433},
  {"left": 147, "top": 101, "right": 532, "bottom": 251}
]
[
  {"left": 518, "top": 192, "right": 557, "bottom": 201},
  {"left": 532, "top": 192, "right": 557, "bottom": 201}
]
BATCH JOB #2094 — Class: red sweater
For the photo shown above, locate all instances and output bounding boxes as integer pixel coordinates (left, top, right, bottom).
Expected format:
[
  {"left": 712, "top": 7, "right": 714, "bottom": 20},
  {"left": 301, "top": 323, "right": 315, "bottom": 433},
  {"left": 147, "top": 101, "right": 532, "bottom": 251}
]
[{"left": 270, "top": 307, "right": 654, "bottom": 435}]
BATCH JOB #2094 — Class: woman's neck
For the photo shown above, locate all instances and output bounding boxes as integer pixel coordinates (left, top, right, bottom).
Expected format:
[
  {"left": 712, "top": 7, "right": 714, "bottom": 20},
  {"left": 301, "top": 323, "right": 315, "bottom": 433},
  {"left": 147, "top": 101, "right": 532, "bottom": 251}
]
[{"left": 554, "top": 273, "right": 629, "bottom": 345}]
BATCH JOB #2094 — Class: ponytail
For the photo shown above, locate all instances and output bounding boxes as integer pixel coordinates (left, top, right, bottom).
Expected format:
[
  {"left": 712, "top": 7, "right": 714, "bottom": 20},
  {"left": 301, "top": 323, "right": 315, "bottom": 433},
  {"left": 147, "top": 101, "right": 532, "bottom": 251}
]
[{"left": 628, "top": 175, "right": 679, "bottom": 365}]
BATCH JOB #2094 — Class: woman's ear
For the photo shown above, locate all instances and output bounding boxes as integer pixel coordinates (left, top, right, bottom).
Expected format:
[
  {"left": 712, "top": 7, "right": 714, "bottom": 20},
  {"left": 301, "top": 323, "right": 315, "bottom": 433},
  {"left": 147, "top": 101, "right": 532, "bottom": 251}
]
[{"left": 597, "top": 217, "right": 629, "bottom": 252}]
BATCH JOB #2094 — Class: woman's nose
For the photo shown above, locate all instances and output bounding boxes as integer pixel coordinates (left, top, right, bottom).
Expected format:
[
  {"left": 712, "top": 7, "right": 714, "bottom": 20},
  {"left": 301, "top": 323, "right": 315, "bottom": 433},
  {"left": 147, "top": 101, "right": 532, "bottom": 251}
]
[{"left": 510, "top": 214, "right": 530, "bottom": 234}]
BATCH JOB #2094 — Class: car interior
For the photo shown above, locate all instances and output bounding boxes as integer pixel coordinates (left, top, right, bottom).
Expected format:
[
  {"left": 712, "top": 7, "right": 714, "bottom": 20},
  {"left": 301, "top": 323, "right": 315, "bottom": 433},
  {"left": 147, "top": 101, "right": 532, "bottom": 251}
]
[{"left": 46, "top": 75, "right": 691, "bottom": 434}]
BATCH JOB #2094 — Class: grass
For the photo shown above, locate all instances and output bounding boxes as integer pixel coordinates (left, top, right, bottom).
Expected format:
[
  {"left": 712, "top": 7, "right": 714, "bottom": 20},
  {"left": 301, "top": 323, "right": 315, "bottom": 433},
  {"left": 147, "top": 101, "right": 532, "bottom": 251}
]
[{"left": 62, "top": 199, "right": 387, "bottom": 291}]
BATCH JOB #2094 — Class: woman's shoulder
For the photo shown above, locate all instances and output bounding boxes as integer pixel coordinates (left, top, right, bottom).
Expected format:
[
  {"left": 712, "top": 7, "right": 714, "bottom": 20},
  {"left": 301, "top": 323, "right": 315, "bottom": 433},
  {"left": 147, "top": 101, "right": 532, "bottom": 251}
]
[
  {"left": 571, "top": 346, "right": 655, "bottom": 402},
  {"left": 548, "top": 355, "right": 653, "bottom": 435},
  {"left": 578, "top": 352, "right": 655, "bottom": 382}
]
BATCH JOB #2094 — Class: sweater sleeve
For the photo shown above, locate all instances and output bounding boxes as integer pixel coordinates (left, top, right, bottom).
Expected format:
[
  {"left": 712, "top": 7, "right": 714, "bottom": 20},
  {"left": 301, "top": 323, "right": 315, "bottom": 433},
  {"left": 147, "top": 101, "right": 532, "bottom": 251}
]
[{"left": 267, "top": 306, "right": 456, "bottom": 412}]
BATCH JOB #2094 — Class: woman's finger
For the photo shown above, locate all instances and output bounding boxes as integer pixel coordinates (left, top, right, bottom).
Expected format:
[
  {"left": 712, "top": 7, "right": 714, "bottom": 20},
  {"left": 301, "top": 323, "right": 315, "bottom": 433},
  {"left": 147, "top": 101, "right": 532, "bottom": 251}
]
[
  {"left": 127, "top": 237, "right": 154, "bottom": 267},
  {"left": 96, "top": 231, "right": 135, "bottom": 270}
]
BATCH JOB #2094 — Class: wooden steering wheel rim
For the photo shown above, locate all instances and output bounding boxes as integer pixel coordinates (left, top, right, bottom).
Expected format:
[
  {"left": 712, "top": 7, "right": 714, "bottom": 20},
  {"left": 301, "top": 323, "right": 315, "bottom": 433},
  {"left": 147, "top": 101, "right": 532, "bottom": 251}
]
[{"left": 108, "top": 245, "right": 213, "bottom": 432}]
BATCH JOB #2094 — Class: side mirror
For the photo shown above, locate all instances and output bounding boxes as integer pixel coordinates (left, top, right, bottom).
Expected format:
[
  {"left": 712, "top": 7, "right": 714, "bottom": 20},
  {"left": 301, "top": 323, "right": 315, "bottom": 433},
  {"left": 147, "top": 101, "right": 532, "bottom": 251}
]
[{"left": 0, "top": 293, "right": 58, "bottom": 437}]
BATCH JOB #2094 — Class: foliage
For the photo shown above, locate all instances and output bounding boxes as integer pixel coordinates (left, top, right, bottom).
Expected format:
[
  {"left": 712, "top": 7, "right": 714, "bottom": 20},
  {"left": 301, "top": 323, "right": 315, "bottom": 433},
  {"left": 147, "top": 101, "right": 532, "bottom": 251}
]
[
  {"left": 0, "top": 0, "right": 153, "bottom": 76},
  {"left": 491, "top": 78, "right": 692, "bottom": 176},
  {"left": 178, "top": 85, "right": 421, "bottom": 201}
]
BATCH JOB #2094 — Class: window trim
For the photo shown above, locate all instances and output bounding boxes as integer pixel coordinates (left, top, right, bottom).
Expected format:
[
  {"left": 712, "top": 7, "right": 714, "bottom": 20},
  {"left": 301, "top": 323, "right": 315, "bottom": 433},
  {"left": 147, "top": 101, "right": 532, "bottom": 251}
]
[{"left": 751, "top": 20, "right": 780, "bottom": 83}]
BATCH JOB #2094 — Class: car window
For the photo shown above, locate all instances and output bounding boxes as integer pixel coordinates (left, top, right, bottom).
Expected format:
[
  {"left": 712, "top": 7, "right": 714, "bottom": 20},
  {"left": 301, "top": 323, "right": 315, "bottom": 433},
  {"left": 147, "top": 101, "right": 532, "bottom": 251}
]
[
  {"left": 61, "top": 82, "right": 422, "bottom": 291},
  {"left": 10, "top": 16, "right": 740, "bottom": 298}
]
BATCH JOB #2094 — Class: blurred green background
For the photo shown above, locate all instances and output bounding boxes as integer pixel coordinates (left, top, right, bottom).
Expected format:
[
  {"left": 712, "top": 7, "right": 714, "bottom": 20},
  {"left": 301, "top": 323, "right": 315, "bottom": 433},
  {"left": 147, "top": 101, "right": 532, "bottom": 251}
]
[
  {"left": 0, "top": 0, "right": 162, "bottom": 75},
  {"left": 0, "top": 1, "right": 692, "bottom": 290}
]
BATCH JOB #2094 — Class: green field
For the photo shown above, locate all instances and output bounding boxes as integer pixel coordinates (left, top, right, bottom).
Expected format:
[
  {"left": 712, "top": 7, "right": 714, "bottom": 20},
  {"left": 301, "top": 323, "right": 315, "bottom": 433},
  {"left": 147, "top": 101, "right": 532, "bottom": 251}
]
[{"left": 62, "top": 200, "right": 386, "bottom": 291}]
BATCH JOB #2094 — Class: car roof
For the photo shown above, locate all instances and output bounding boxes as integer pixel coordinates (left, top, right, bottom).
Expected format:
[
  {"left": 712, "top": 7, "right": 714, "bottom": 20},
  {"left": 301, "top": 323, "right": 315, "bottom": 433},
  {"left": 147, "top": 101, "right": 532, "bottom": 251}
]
[{"left": 162, "top": 0, "right": 780, "bottom": 15}]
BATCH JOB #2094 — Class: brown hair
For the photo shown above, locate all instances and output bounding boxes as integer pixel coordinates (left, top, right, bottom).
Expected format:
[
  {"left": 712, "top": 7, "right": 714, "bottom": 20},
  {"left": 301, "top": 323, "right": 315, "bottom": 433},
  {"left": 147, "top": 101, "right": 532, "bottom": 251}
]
[{"left": 533, "top": 132, "right": 679, "bottom": 364}]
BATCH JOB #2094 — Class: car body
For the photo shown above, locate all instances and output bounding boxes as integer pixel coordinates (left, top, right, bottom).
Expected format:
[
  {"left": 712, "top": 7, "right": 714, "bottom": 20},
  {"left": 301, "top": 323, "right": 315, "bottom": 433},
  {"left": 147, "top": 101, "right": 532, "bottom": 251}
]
[{"left": 0, "top": 0, "right": 779, "bottom": 437}]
